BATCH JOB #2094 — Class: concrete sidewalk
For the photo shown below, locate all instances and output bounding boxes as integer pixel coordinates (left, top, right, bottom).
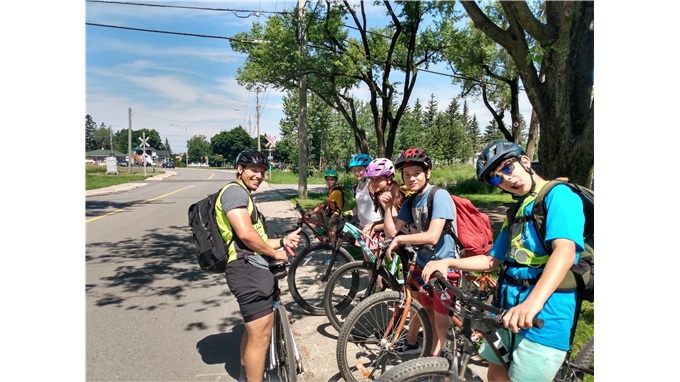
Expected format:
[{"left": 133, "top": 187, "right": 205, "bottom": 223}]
[{"left": 85, "top": 170, "right": 177, "bottom": 198}]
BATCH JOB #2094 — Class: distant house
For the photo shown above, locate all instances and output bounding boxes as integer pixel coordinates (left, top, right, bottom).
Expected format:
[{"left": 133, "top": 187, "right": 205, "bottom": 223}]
[
  {"left": 86, "top": 147, "right": 173, "bottom": 165},
  {"left": 85, "top": 149, "right": 127, "bottom": 164}
]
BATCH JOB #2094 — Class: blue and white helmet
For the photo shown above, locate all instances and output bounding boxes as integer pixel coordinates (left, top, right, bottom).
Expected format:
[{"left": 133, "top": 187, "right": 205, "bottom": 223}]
[{"left": 349, "top": 154, "right": 372, "bottom": 168}]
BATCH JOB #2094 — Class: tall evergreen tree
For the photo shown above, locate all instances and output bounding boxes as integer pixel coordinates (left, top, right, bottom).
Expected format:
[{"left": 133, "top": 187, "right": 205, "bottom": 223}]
[{"left": 85, "top": 115, "right": 98, "bottom": 151}]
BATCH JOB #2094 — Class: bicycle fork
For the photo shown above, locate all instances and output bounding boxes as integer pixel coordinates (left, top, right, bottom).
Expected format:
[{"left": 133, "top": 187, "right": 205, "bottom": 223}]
[
  {"left": 268, "top": 301, "right": 304, "bottom": 375},
  {"left": 379, "top": 288, "right": 413, "bottom": 350}
]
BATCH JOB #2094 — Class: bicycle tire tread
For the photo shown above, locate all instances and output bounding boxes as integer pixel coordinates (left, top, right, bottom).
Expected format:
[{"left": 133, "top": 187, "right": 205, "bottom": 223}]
[{"left": 376, "top": 357, "right": 451, "bottom": 382}]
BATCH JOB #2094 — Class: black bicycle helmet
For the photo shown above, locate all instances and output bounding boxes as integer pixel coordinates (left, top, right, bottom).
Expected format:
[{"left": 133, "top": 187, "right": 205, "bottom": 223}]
[
  {"left": 235, "top": 149, "right": 270, "bottom": 168},
  {"left": 394, "top": 148, "right": 432, "bottom": 170},
  {"left": 476, "top": 141, "right": 526, "bottom": 184}
]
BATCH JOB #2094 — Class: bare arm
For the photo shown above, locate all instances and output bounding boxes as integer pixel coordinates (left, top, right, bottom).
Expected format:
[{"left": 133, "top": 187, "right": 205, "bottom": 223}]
[
  {"left": 380, "top": 192, "right": 405, "bottom": 237},
  {"left": 422, "top": 254, "right": 501, "bottom": 281},
  {"left": 227, "top": 208, "right": 288, "bottom": 262}
]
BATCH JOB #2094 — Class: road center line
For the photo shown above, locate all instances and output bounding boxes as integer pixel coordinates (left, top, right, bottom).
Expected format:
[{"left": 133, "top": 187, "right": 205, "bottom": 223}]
[{"left": 86, "top": 185, "right": 195, "bottom": 223}]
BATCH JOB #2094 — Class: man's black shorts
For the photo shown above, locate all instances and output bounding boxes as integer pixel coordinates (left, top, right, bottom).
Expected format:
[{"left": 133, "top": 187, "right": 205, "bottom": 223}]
[{"left": 225, "top": 257, "right": 275, "bottom": 322}]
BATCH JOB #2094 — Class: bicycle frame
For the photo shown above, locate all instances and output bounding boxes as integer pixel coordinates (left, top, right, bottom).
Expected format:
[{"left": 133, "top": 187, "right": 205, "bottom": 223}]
[
  {"left": 292, "top": 202, "right": 330, "bottom": 243},
  {"left": 310, "top": 214, "right": 401, "bottom": 286},
  {"left": 267, "top": 273, "right": 304, "bottom": 380}
]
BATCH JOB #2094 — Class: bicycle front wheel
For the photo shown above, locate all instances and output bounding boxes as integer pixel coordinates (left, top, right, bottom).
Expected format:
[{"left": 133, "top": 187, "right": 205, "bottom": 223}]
[
  {"left": 336, "top": 290, "right": 434, "bottom": 382},
  {"left": 287, "top": 242, "right": 354, "bottom": 315},
  {"left": 271, "top": 305, "right": 297, "bottom": 382},
  {"left": 572, "top": 336, "right": 594, "bottom": 381},
  {"left": 375, "top": 357, "right": 451, "bottom": 382},
  {"left": 323, "top": 260, "right": 401, "bottom": 333}
]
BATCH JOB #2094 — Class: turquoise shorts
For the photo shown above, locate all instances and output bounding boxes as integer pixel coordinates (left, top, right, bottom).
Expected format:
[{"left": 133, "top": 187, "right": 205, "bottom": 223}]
[{"left": 479, "top": 330, "right": 566, "bottom": 381}]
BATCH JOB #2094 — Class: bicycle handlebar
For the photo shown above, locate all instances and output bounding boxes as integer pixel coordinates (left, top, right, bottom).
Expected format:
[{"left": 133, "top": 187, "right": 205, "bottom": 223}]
[{"left": 430, "top": 271, "right": 544, "bottom": 329}]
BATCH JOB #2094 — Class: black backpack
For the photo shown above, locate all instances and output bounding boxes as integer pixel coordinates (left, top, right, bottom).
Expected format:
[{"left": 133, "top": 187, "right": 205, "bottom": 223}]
[
  {"left": 505, "top": 178, "right": 594, "bottom": 302},
  {"left": 187, "top": 182, "right": 258, "bottom": 274}
]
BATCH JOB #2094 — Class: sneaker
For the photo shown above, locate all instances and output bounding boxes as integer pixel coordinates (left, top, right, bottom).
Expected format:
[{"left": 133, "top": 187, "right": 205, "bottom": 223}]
[
  {"left": 394, "top": 339, "right": 421, "bottom": 355},
  {"left": 323, "top": 255, "right": 340, "bottom": 265}
]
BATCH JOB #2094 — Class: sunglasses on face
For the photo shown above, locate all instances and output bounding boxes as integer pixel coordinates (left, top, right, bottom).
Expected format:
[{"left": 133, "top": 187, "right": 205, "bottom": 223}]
[{"left": 488, "top": 160, "right": 516, "bottom": 186}]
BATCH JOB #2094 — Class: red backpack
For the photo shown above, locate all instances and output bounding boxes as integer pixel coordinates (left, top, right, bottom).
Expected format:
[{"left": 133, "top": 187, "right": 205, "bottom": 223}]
[{"left": 404, "top": 186, "right": 493, "bottom": 257}]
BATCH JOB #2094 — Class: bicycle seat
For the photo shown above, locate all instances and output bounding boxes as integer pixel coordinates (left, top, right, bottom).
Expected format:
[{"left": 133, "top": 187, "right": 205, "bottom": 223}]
[{"left": 269, "top": 260, "right": 289, "bottom": 280}]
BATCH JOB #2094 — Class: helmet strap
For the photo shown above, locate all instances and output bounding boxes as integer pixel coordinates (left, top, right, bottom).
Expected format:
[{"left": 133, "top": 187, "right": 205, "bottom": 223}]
[{"left": 516, "top": 156, "right": 537, "bottom": 195}]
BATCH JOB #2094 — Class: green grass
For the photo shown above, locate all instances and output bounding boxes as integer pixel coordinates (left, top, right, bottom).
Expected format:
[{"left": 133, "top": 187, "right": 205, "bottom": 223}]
[{"left": 85, "top": 164, "right": 160, "bottom": 190}]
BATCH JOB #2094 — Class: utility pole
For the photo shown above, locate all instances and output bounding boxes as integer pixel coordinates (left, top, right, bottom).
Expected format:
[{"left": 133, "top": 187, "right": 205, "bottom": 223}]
[
  {"left": 298, "top": 0, "right": 309, "bottom": 198},
  {"left": 256, "top": 87, "right": 261, "bottom": 151},
  {"left": 128, "top": 108, "right": 132, "bottom": 174}
]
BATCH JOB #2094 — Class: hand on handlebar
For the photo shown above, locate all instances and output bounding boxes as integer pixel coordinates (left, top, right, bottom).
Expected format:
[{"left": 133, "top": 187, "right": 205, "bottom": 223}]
[
  {"left": 500, "top": 300, "right": 545, "bottom": 332},
  {"left": 421, "top": 259, "right": 453, "bottom": 283}
]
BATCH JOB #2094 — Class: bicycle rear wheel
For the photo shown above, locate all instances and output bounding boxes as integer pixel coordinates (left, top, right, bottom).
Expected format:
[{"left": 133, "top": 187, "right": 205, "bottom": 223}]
[
  {"left": 271, "top": 305, "right": 297, "bottom": 382},
  {"left": 336, "top": 290, "right": 433, "bottom": 382},
  {"left": 374, "top": 356, "right": 451, "bottom": 382},
  {"left": 287, "top": 242, "right": 354, "bottom": 315},
  {"left": 323, "top": 260, "right": 400, "bottom": 333}
]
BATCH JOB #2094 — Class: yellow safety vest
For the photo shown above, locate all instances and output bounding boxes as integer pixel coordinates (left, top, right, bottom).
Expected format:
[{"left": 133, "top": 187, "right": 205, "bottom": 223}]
[{"left": 215, "top": 181, "right": 268, "bottom": 263}]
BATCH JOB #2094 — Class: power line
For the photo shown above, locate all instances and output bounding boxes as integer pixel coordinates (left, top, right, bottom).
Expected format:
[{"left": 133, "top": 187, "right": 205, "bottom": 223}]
[
  {"left": 86, "top": 0, "right": 290, "bottom": 17},
  {"left": 86, "top": 22, "right": 237, "bottom": 41}
]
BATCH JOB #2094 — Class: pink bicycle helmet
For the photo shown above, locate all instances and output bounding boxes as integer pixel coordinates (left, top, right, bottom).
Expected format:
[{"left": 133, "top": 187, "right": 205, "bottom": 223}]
[{"left": 364, "top": 158, "right": 395, "bottom": 178}]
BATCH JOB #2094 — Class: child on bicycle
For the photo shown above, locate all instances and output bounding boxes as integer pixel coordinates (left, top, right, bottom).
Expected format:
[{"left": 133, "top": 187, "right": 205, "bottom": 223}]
[
  {"left": 348, "top": 154, "right": 384, "bottom": 260},
  {"left": 305, "top": 169, "right": 344, "bottom": 242},
  {"left": 421, "top": 141, "right": 585, "bottom": 382},
  {"left": 381, "top": 148, "right": 460, "bottom": 358}
]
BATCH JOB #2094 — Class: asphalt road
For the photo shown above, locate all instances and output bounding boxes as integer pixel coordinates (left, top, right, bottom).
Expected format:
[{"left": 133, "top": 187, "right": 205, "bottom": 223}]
[{"left": 86, "top": 168, "right": 504, "bottom": 381}]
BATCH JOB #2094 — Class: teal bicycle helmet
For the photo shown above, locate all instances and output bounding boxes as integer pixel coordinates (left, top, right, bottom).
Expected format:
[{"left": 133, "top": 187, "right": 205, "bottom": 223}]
[
  {"left": 349, "top": 154, "right": 372, "bottom": 168},
  {"left": 324, "top": 169, "right": 339, "bottom": 178},
  {"left": 476, "top": 141, "right": 526, "bottom": 184}
]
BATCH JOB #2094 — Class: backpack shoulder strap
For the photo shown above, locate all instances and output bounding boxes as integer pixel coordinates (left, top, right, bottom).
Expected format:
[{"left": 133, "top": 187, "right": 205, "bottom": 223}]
[
  {"left": 424, "top": 185, "right": 441, "bottom": 231},
  {"left": 222, "top": 181, "right": 259, "bottom": 224},
  {"left": 532, "top": 179, "right": 567, "bottom": 254}
]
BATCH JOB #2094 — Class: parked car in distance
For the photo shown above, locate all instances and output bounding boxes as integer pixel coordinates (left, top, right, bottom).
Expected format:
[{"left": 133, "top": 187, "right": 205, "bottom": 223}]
[
  {"left": 162, "top": 161, "right": 175, "bottom": 169},
  {"left": 119, "top": 160, "right": 128, "bottom": 167},
  {"left": 271, "top": 162, "right": 284, "bottom": 170}
]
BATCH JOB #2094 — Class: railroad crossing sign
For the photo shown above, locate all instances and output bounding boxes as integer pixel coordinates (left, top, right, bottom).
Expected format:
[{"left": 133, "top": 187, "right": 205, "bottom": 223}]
[
  {"left": 138, "top": 135, "right": 149, "bottom": 148},
  {"left": 265, "top": 135, "right": 277, "bottom": 148}
]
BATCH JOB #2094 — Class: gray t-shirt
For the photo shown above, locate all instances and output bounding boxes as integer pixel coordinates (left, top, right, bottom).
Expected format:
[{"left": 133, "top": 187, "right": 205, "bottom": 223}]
[{"left": 220, "top": 183, "right": 270, "bottom": 270}]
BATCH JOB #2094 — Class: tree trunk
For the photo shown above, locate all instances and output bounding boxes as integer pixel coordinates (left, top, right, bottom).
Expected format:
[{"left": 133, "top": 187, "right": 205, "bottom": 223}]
[{"left": 460, "top": 1, "right": 594, "bottom": 187}]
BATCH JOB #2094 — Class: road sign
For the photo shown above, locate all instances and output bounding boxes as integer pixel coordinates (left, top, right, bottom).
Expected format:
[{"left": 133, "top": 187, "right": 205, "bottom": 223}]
[
  {"left": 138, "top": 135, "right": 149, "bottom": 148},
  {"left": 265, "top": 135, "right": 277, "bottom": 148}
]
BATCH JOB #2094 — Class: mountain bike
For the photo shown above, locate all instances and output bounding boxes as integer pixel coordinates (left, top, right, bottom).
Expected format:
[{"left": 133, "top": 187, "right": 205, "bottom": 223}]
[
  {"left": 286, "top": 212, "right": 378, "bottom": 315},
  {"left": 322, "top": 235, "right": 414, "bottom": 333},
  {"left": 266, "top": 260, "right": 304, "bottom": 382},
  {"left": 374, "top": 271, "right": 549, "bottom": 382},
  {"left": 275, "top": 201, "right": 332, "bottom": 257},
  {"left": 334, "top": 283, "right": 433, "bottom": 382},
  {"left": 553, "top": 335, "right": 594, "bottom": 382}
]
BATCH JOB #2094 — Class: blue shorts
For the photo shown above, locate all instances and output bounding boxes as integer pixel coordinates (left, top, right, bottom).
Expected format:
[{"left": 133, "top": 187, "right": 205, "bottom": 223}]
[{"left": 479, "top": 331, "right": 567, "bottom": 381}]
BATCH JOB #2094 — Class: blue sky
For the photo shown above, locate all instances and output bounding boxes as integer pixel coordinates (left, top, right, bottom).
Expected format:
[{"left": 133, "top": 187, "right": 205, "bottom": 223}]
[{"left": 85, "top": 0, "right": 533, "bottom": 155}]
